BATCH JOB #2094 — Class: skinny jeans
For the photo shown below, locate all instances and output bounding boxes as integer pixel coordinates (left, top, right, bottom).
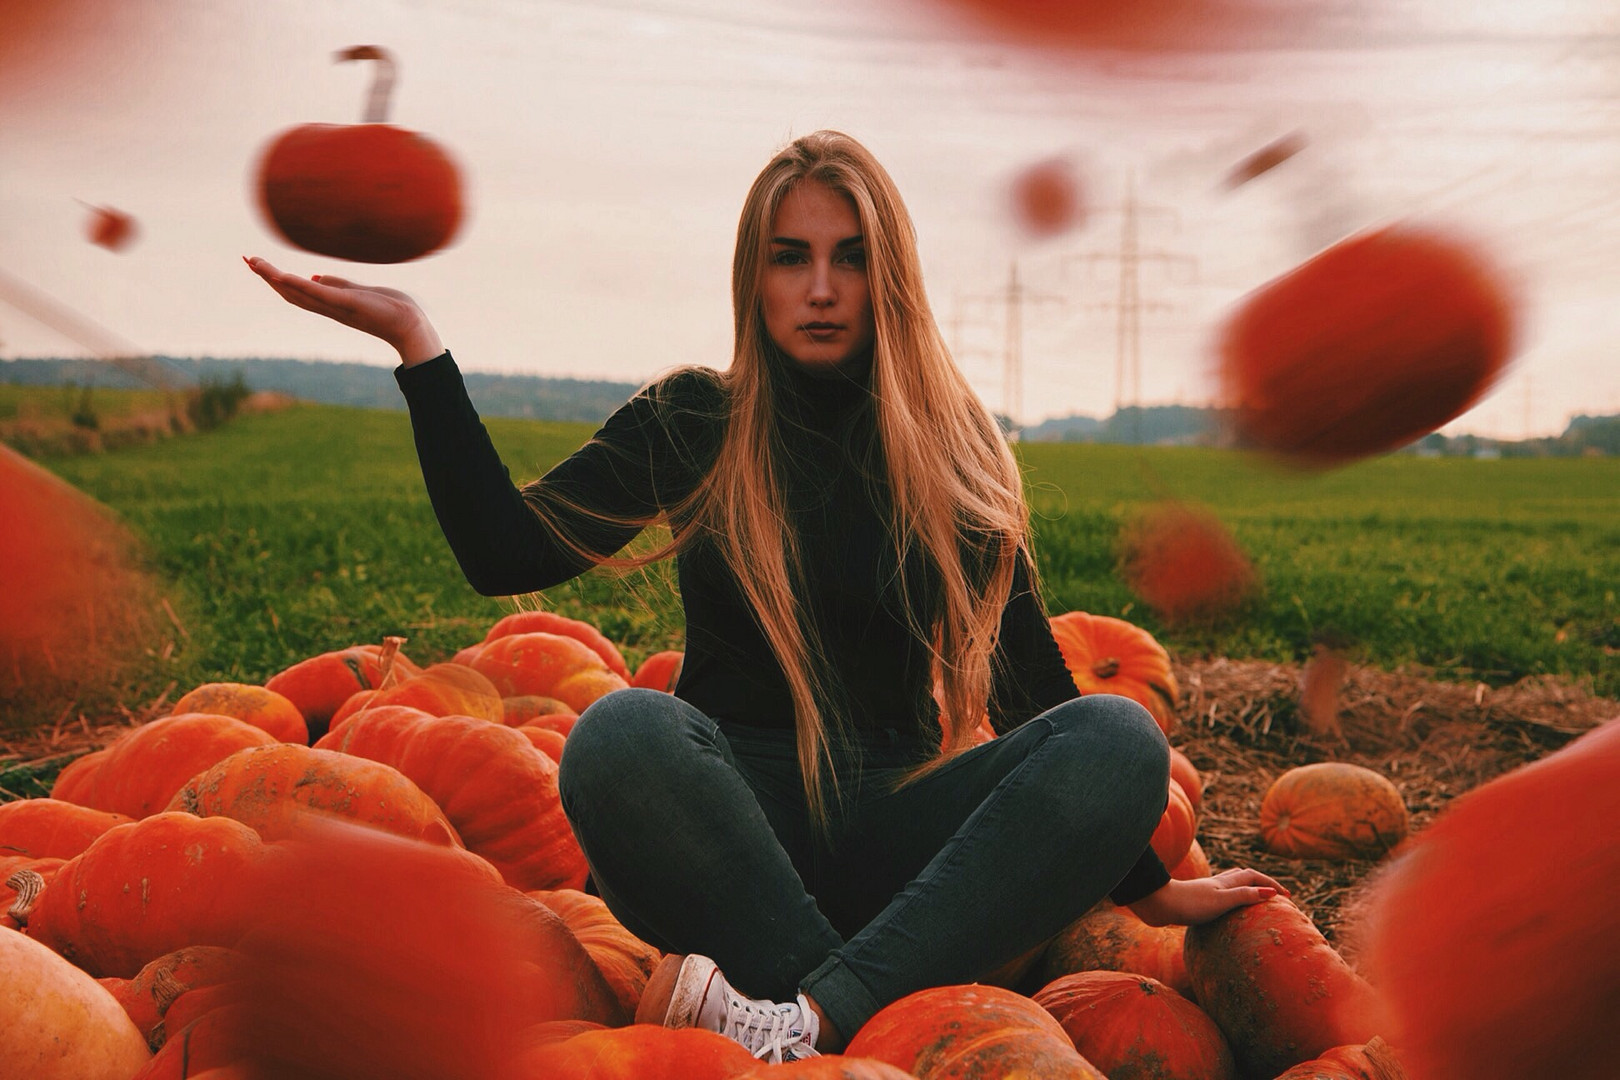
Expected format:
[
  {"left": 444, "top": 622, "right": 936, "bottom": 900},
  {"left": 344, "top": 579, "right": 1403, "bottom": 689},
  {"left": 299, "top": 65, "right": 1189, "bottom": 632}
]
[{"left": 557, "top": 688, "right": 1169, "bottom": 1041}]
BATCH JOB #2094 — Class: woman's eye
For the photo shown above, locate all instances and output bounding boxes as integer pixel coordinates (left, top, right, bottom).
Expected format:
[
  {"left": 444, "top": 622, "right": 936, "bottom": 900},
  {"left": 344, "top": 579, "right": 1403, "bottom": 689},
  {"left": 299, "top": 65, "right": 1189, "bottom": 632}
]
[
  {"left": 839, "top": 248, "right": 867, "bottom": 268},
  {"left": 772, "top": 249, "right": 806, "bottom": 265}
]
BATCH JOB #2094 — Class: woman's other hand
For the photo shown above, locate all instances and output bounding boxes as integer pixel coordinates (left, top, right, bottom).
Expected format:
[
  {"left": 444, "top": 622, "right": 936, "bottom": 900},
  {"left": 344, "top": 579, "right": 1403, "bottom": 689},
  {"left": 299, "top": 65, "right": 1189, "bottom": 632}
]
[
  {"left": 244, "top": 256, "right": 444, "bottom": 367},
  {"left": 1128, "top": 868, "right": 1291, "bottom": 926}
]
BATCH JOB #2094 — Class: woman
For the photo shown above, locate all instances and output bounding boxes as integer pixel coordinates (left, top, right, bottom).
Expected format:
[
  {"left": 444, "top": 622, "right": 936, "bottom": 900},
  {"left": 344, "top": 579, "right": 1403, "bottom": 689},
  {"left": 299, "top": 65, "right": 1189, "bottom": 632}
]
[{"left": 247, "top": 130, "right": 1283, "bottom": 1064}]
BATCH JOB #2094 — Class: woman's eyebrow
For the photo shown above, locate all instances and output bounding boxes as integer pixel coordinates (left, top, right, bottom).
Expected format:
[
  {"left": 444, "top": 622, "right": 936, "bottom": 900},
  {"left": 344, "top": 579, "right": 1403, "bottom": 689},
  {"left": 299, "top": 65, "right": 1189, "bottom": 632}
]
[{"left": 768, "top": 234, "right": 865, "bottom": 248}]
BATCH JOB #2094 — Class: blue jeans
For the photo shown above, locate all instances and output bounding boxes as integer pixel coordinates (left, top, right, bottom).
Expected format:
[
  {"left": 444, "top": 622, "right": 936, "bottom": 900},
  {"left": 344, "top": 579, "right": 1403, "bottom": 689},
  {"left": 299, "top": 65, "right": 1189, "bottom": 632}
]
[{"left": 557, "top": 688, "right": 1168, "bottom": 1041}]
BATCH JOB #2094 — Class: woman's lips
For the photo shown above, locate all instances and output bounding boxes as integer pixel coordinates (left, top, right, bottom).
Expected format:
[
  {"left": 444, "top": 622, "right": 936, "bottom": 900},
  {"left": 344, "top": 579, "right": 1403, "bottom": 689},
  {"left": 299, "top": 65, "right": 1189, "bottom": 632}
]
[{"left": 801, "top": 323, "right": 843, "bottom": 340}]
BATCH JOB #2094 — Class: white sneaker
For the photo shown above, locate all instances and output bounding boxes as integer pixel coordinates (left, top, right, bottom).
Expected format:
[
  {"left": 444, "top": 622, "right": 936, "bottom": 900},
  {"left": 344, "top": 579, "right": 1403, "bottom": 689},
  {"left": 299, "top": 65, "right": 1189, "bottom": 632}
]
[{"left": 640, "top": 953, "right": 821, "bottom": 1063}]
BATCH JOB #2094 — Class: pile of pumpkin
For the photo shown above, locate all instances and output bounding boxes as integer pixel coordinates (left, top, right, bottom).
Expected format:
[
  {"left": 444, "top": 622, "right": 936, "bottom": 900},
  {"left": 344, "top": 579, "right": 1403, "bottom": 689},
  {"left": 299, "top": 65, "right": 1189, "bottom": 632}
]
[{"left": 3, "top": 609, "right": 1612, "bottom": 1080}]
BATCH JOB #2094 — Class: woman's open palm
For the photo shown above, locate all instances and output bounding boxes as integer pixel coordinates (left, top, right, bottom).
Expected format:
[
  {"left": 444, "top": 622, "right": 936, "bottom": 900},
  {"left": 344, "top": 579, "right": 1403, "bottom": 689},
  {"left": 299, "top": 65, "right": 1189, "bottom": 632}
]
[{"left": 245, "top": 256, "right": 443, "bottom": 365}]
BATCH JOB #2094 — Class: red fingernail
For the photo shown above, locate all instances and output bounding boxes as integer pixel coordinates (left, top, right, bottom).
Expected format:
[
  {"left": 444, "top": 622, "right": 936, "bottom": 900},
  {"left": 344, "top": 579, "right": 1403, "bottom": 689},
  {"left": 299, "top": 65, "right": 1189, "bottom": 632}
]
[
  {"left": 311, "top": 274, "right": 321, "bottom": 282},
  {"left": 1259, "top": 887, "right": 1277, "bottom": 897}
]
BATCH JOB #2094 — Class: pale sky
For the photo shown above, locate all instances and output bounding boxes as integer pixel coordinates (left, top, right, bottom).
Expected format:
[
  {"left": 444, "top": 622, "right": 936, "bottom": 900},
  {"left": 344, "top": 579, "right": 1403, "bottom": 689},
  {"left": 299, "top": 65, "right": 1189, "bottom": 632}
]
[{"left": 3, "top": 0, "right": 1618, "bottom": 437}]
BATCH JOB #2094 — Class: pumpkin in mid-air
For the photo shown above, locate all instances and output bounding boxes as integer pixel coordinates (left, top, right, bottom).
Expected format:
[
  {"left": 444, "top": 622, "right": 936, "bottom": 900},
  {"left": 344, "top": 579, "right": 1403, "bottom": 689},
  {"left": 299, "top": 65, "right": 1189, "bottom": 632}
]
[{"left": 255, "top": 46, "right": 464, "bottom": 264}]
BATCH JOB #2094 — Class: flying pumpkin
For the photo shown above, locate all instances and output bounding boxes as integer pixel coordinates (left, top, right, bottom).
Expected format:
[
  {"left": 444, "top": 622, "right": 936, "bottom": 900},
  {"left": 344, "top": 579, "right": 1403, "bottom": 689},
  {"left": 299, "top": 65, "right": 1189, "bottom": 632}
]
[{"left": 254, "top": 46, "right": 465, "bottom": 264}]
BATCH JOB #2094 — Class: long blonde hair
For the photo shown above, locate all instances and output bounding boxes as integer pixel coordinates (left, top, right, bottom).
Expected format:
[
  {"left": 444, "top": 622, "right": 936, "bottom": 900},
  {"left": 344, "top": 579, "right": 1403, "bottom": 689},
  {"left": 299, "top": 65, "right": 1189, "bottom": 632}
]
[
  {"left": 521, "top": 132, "right": 1032, "bottom": 828},
  {"left": 688, "top": 130, "right": 1032, "bottom": 826}
]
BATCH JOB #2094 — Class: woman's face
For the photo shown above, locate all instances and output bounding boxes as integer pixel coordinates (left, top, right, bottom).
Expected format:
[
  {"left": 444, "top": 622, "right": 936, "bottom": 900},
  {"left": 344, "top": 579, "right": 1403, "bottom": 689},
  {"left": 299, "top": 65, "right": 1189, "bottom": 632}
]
[{"left": 761, "top": 180, "right": 875, "bottom": 374}]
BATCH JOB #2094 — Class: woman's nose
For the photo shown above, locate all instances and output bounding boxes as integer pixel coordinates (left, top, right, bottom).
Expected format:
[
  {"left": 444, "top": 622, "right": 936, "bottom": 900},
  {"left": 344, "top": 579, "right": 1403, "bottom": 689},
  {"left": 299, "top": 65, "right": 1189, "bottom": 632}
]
[{"left": 808, "top": 262, "right": 836, "bottom": 306}]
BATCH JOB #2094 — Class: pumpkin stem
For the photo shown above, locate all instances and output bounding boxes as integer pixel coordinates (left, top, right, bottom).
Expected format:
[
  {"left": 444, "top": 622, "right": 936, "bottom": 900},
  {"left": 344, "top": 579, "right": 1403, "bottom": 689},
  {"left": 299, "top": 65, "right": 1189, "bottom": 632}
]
[
  {"left": 5, "top": 868, "right": 45, "bottom": 925},
  {"left": 377, "top": 634, "right": 408, "bottom": 690},
  {"left": 1092, "top": 656, "right": 1121, "bottom": 679},
  {"left": 336, "top": 44, "right": 396, "bottom": 124},
  {"left": 1362, "top": 1037, "right": 1411, "bottom": 1080}
]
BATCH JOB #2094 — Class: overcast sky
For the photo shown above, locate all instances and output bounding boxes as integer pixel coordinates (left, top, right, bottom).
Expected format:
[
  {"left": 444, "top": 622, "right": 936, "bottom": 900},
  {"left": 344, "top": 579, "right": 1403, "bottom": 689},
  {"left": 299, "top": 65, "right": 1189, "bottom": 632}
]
[{"left": 3, "top": 0, "right": 1618, "bottom": 437}]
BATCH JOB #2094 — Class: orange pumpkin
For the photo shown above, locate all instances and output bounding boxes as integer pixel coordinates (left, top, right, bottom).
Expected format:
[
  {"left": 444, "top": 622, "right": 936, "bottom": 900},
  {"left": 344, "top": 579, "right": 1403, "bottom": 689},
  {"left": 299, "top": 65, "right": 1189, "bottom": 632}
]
[
  {"left": 1171, "top": 839, "right": 1212, "bottom": 880},
  {"left": 1011, "top": 157, "right": 1084, "bottom": 237},
  {"left": 516, "top": 1025, "right": 758, "bottom": 1078},
  {"left": 264, "top": 642, "right": 421, "bottom": 740},
  {"left": 0, "top": 798, "right": 133, "bottom": 859},
  {"left": 1048, "top": 611, "right": 1178, "bottom": 734},
  {"left": 630, "top": 649, "right": 685, "bottom": 692},
  {"left": 1, "top": 853, "right": 65, "bottom": 930},
  {"left": 0, "top": 925, "right": 152, "bottom": 1079},
  {"left": 1033, "top": 970, "right": 1235, "bottom": 1080},
  {"left": 170, "top": 683, "right": 307, "bottom": 744},
  {"left": 1219, "top": 224, "right": 1516, "bottom": 468},
  {"left": 105, "top": 945, "right": 237, "bottom": 1048},
  {"left": 315, "top": 708, "right": 588, "bottom": 891},
  {"left": 255, "top": 46, "right": 463, "bottom": 264},
  {"left": 1039, "top": 901, "right": 1191, "bottom": 996},
  {"left": 1150, "top": 778, "right": 1196, "bottom": 869},
  {"left": 530, "top": 888, "right": 663, "bottom": 1021},
  {"left": 326, "top": 661, "right": 504, "bottom": 730},
  {"left": 1259, "top": 762, "right": 1408, "bottom": 861},
  {"left": 1184, "top": 898, "right": 1379, "bottom": 1079},
  {"left": 469, "top": 631, "right": 630, "bottom": 714},
  {"left": 28, "top": 813, "right": 272, "bottom": 978},
  {"left": 49, "top": 714, "right": 279, "bottom": 819},
  {"left": 519, "top": 725, "right": 567, "bottom": 764},
  {"left": 167, "top": 743, "right": 460, "bottom": 846},
  {"left": 846, "top": 983, "right": 1106, "bottom": 1079},
  {"left": 1168, "top": 747, "right": 1203, "bottom": 816},
  {"left": 502, "top": 694, "right": 576, "bottom": 726},
  {"left": 1355, "top": 718, "right": 1620, "bottom": 1080},
  {"left": 1272, "top": 1043, "right": 1385, "bottom": 1080},
  {"left": 481, "top": 610, "right": 632, "bottom": 679}
]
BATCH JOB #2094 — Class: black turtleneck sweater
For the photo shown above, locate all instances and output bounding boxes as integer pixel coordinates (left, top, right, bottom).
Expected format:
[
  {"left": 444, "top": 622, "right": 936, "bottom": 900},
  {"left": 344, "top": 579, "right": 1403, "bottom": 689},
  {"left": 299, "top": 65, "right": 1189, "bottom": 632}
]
[{"left": 395, "top": 350, "right": 1170, "bottom": 903}]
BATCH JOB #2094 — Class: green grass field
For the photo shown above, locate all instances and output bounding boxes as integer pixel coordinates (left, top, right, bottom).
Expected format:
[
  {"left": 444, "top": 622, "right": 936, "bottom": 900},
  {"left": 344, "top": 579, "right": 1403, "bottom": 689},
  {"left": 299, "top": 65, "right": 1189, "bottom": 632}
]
[{"left": 34, "top": 402, "right": 1619, "bottom": 704}]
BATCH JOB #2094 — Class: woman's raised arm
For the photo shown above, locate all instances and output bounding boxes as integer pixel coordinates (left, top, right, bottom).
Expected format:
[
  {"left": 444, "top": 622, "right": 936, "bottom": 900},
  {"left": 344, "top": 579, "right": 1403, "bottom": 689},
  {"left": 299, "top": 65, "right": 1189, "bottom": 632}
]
[{"left": 244, "top": 256, "right": 444, "bottom": 367}]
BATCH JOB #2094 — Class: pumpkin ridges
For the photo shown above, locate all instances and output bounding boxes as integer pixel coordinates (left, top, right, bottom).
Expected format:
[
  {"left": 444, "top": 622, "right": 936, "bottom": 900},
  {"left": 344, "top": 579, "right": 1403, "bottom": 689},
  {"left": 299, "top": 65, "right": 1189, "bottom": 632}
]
[
  {"left": 481, "top": 610, "right": 632, "bottom": 679},
  {"left": 1259, "top": 763, "right": 1409, "bottom": 861}
]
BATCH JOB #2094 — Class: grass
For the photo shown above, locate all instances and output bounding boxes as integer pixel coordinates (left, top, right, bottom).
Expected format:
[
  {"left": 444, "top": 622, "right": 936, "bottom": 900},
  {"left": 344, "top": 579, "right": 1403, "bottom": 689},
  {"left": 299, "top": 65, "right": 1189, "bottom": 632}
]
[{"left": 32, "top": 404, "right": 1619, "bottom": 709}]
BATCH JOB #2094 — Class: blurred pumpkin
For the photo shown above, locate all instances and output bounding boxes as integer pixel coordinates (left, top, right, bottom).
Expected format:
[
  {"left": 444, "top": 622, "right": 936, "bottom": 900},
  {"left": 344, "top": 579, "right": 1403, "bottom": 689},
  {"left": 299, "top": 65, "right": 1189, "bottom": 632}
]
[
  {"left": 1011, "top": 157, "right": 1084, "bottom": 237},
  {"left": 0, "top": 925, "right": 151, "bottom": 1079},
  {"left": 1118, "top": 501, "right": 1258, "bottom": 625},
  {"left": 255, "top": 46, "right": 464, "bottom": 264},
  {"left": 1218, "top": 223, "right": 1516, "bottom": 468}
]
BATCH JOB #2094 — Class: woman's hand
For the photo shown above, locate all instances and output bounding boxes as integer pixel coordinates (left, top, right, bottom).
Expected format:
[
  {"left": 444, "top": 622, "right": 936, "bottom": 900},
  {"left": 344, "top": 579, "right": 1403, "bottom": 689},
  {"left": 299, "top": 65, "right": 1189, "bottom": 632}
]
[
  {"left": 244, "top": 256, "right": 444, "bottom": 366},
  {"left": 1128, "top": 868, "right": 1291, "bottom": 927}
]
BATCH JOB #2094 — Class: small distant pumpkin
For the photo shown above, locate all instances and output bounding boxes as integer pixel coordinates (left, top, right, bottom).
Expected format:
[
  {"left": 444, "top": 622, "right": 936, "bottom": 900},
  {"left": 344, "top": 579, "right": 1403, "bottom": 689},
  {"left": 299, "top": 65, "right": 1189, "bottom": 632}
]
[
  {"left": 1259, "top": 762, "right": 1408, "bottom": 861},
  {"left": 1049, "top": 611, "right": 1178, "bottom": 734}
]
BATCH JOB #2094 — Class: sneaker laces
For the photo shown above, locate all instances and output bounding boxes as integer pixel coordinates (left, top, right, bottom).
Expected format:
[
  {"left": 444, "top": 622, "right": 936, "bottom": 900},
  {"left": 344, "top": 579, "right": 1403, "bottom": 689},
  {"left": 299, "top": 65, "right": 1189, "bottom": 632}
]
[{"left": 718, "top": 990, "right": 820, "bottom": 1063}]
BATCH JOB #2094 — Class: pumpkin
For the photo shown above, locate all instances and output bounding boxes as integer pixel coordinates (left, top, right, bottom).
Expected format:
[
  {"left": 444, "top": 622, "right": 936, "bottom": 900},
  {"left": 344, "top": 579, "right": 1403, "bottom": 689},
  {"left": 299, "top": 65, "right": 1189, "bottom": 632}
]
[
  {"left": 166, "top": 743, "right": 460, "bottom": 846},
  {"left": 1218, "top": 223, "right": 1516, "bottom": 467},
  {"left": 517, "top": 710, "right": 578, "bottom": 738},
  {"left": 1171, "top": 839, "right": 1212, "bottom": 880},
  {"left": 84, "top": 203, "right": 138, "bottom": 252},
  {"left": 49, "top": 714, "right": 279, "bottom": 819},
  {"left": 1034, "top": 970, "right": 1236, "bottom": 1080},
  {"left": 315, "top": 707, "right": 588, "bottom": 890},
  {"left": 630, "top": 649, "right": 685, "bottom": 692},
  {"left": 1039, "top": 901, "right": 1191, "bottom": 996},
  {"left": 105, "top": 945, "right": 237, "bottom": 1049},
  {"left": 1354, "top": 717, "right": 1620, "bottom": 1080},
  {"left": 516, "top": 1025, "right": 759, "bottom": 1078},
  {"left": 1184, "top": 898, "right": 1379, "bottom": 1079},
  {"left": 1259, "top": 762, "right": 1408, "bottom": 861},
  {"left": 0, "top": 798, "right": 133, "bottom": 859},
  {"left": 519, "top": 725, "right": 567, "bottom": 763},
  {"left": 480, "top": 610, "right": 632, "bottom": 679},
  {"left": 263, "top": 641, "right": 421, "bottom": 741},
  {"left": 928, "top": 0, "right": 1264, "bottom": 53},
  {"left": 151, "top": 818, "right": 622, "bottom": 1078},
  {"left": 170, "top": 683, "right": 307, "bottom": 744},
  {"left": 1150, "top": 778, "right": 1197, "bottom": 869},
  {"left": 529, "top": 888, "right": 663, "bottom": 1020},
  {"left": 0, "top": 925, "right": 152, "bottom": 1079},
  {"left": 1168, "top": 747, "right": 1203, "bottom": 816},
  {"left": 502, "top": 694, "right": 576, "bottom": 726},
  {"left": 326, "top": 661, "right": 504, "bottom": 730},
  {"left": 28, "top": 813, "right": 271, "bottom": 978},
  {"left": 1010, "top": 157, "right": 1084, "bottom": 237},
  {"left": 468, "top": 630, "right": 631, "bottom": 714},
  {"left": 1271, "top": 1042, "right": 1389, "bottom": 1080},
  {"left": 846, "top": 983, "right": 1107, "bottom": 1079},
  {"left": 1048, "top": 611, "right": 1178, "bottom": 734},
  {"left": 1223, "top": 132, "right": 1308, "bottom": 190},
  {"left": 1118, "top": 501, "right": 1258, "bottom": 625},
  {"left": 735, "top": 1057, "right": 921, "bottom": 1079},
  {"left": 255, "top": 46, "right": 463, "bottom": 263}
]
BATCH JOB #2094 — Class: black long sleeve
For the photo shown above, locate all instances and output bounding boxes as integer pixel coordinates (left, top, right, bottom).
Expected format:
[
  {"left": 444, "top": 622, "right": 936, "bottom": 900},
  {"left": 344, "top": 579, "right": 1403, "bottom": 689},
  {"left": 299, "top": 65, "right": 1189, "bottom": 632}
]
[{"left": 397, "top": 351, "right": 1168, "bottom": 902}]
